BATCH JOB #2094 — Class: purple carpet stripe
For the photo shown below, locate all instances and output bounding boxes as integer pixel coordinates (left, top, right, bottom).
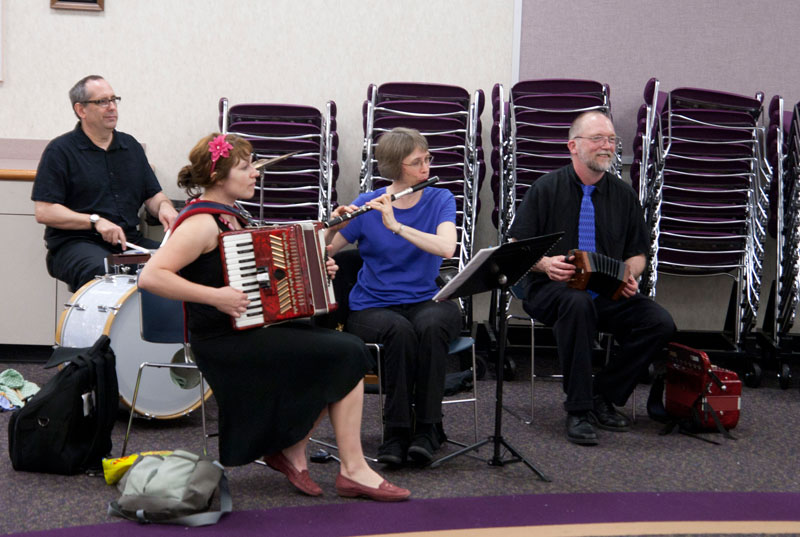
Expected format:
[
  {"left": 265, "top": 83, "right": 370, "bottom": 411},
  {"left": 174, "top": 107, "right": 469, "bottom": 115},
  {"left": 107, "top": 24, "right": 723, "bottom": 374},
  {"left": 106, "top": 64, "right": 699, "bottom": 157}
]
[{"left": 7, "top": 491, "right": 800, "bottom": 537}]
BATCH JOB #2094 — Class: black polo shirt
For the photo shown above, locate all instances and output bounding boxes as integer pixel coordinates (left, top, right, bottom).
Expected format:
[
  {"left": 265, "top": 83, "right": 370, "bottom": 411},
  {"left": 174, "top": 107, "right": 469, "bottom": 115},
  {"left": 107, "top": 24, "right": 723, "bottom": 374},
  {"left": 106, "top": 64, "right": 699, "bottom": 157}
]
[
  {"left": 31, "top": 123, "right": 162, "bottom": 250},
  {"left": 508, "top": 163, "right": 649, "bottom": 287}
]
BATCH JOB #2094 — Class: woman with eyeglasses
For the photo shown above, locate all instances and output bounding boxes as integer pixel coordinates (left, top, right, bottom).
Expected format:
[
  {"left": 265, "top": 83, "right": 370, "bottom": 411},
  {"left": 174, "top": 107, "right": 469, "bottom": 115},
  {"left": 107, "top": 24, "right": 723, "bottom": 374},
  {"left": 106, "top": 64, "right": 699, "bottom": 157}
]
[
  {"left": 326, "top": 127, "right": 462, "bottom": 467},
  {"left": 139, "top": 133, "right": 410, "bottom": 502}
]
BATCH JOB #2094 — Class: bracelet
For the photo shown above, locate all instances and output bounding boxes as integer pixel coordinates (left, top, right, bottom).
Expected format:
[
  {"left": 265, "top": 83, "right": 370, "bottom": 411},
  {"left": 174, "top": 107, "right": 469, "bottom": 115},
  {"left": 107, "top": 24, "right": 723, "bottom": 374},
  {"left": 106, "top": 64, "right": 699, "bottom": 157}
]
[{"left": 393, "top": 224, "right": 405, "bottom": 235}]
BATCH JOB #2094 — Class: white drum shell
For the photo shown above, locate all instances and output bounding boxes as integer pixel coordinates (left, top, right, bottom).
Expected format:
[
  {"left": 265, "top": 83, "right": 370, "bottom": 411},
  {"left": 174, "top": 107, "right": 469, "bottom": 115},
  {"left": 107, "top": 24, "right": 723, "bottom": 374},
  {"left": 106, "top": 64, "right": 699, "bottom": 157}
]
[{"left": 56, "top": 275, "right": 209, "bottom": 419}]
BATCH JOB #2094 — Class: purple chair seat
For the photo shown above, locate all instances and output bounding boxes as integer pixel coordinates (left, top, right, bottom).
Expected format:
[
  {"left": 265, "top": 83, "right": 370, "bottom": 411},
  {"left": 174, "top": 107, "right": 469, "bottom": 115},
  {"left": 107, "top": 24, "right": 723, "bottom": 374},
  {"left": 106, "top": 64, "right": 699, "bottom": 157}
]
[
  {"left": 666, "top": 125, "right": 755, "bottom": 144},
  {"left": 516, "top": 153, "right": 572, "bottom": 168},
  {"left": 659, "top": 217, "right": 748, "bottom": 236},
  {"left": 429, "top": 149, "right": 469, "bottom": 165},
  {"left": 663, "top": 155, "right": 753, "bottom": 175},
  {"left": 421, "top": 133, "right": 468, "bottom": 151},
  {"left": 662, "top": 170, "right": 751, "bottom": 189},
  {"left": 252, "top": 172, "right": 321, "bottom": 188},
  {"left": 375, "top": 82, "right": 470, "bottom": 106},
  {"left": 247, "top": 188, "right": 320, "bottom": 205},
  {"left": 512, "top": 78, "right": 607, "bottom": 98},
  {"left": 661, "top": 200, "right": 748, "bottom": 219},
  {"left": 372, "top": 115, "right": 467, "bottom": 135},
  {"left": 374, "top": 99, "right": 467, "bottom": 117},
  {"left": 515, "top": 123, "right": 571, "bottom": 140},
  {"left": 670, "top": 87, "right": 763, "bottom": 117},
  {"left": 514, "top": 169, "right": 549, "bottom": 186},
  {"left": 513, "top": 94, "right": 606, "bottom": 113},
  {"left": 250, "top": 137, "right": 326, "bottom": 154},
  {"left": 228, "top": 103, "right": 322, "bottom": 124},
  {"left": 664, "top": 108, "right": 756, "bottom": 128},
  {"left": 515, "top": 138, "right": 569, "bottom": 153},
  {"left": 228, "top": 121, "right": 322, "bottom": 138},
  {"left": 666, "top": 141, "right": 756, "bottom": 158},
  {"left": 662, "top": 184, "right": 749, "bottom": 204},
  {"left": 658, "top": 234, "right": 747, "bottom": 254}
]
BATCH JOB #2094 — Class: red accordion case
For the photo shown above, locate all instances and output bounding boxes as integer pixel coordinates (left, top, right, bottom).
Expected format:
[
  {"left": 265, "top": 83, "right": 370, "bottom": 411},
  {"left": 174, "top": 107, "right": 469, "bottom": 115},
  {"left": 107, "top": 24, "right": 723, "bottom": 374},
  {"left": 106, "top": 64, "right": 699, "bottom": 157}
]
[{"left": 664, "top": 342, "right": 742, "bottom": 430}]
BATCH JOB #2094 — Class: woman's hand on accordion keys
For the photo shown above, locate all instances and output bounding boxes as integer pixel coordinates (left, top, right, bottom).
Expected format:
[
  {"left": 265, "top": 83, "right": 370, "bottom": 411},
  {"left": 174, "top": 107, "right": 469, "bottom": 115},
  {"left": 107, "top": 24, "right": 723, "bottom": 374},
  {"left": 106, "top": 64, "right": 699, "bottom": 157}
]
[
  {"left": 214, "top": 286, "right": 250, "bottom": 318},
  {"left": 539, "top": 255, "right": 576, "bottom": 282}
]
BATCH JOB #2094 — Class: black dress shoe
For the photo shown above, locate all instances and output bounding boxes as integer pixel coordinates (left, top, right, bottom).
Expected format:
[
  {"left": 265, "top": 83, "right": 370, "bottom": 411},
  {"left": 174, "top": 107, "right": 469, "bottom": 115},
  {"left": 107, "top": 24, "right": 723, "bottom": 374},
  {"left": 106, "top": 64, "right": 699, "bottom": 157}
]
[
  {"left": 407, "top": 424, "right": 441, "bottom": 464},
  {"left": 588, "top": 394, "right": 631, "bottom": 431},
  {"left": 566, "top": 413, "right": 598, "bottom": 445},
  {"left": 377, "top": 429, "right": 410, "bottom": 466}
]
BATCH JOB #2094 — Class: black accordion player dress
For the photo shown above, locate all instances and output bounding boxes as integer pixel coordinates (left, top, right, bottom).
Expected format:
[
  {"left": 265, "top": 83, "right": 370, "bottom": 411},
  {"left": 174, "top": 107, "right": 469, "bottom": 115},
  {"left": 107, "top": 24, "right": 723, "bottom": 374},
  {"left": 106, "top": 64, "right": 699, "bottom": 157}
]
[{"left": 179, "top": 216, "right": 370, "bottom": 466}]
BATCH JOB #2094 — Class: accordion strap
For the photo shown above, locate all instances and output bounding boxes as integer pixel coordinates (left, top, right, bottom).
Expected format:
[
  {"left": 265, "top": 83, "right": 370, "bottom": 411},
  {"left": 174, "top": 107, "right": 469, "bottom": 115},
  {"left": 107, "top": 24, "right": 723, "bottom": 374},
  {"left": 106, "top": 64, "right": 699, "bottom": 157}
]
[
  {"left": 168, "top": 200, "right": 250, "bottom": 344},
  {"left": 172, "top": 200, "right": 250, "bottom": 231}
]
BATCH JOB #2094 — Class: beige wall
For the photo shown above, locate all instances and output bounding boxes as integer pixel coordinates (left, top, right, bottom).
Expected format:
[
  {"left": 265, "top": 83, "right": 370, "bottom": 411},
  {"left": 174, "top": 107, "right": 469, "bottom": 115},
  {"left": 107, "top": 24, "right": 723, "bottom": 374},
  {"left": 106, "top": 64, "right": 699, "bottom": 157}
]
[{"left": 0, "top": 0, "right": 513, "bottom": 232}]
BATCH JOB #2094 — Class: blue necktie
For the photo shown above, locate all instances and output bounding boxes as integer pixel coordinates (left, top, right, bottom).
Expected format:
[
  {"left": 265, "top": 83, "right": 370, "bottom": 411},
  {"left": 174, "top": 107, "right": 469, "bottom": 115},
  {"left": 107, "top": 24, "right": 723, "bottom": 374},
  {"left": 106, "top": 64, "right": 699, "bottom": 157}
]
[{"left": 578, "top": 184, "right": 597, "bottom": 298}]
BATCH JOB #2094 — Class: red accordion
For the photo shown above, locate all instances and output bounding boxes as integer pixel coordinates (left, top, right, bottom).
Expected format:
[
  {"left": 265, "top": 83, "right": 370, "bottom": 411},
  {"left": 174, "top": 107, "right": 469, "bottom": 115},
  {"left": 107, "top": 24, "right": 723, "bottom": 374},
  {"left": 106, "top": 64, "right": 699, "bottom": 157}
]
[
  {"left": 219, "top": 222, "right": 337, "bottom": 330},
  {"left": 665, "top": 342, "right": 741, "bottom": 431}
]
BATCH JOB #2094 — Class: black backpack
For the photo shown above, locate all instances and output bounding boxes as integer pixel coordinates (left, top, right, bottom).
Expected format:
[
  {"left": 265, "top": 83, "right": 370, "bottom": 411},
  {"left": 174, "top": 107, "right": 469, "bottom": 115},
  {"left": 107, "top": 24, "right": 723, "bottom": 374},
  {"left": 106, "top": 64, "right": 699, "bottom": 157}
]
[{"left": 8, "top": 335, "right": 119, "bottom": 475}]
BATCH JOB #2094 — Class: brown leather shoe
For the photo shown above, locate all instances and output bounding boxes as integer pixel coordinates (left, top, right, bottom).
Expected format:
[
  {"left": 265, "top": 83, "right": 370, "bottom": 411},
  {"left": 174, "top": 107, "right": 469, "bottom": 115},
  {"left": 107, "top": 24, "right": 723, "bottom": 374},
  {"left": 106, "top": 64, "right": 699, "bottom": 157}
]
[
  {"left": 263, "top": 452, "right": 323, "bottom": 496},
  {"left": 335, "top": 473, "right": 411, "bottom": 502}
]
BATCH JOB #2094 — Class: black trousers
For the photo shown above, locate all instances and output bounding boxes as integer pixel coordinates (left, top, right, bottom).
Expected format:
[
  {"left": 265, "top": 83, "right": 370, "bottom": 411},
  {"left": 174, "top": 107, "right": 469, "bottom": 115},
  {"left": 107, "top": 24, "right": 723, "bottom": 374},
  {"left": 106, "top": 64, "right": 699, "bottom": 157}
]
[
  {"left": 523, "top": 281, "right": 676, "bottom": 413},
  {"left": 47, "top": 236, "right": 160, "bottom": 292},
  {"left": 346, "top": 300, "right": 461, "bottom": 429}
]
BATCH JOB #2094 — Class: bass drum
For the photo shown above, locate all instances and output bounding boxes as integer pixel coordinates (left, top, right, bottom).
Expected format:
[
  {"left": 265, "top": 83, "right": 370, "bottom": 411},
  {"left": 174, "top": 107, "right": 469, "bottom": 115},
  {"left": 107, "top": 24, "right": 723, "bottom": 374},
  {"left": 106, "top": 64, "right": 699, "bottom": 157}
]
[{"left": 56, "top": 274, "right": 211, "bottom": 419}]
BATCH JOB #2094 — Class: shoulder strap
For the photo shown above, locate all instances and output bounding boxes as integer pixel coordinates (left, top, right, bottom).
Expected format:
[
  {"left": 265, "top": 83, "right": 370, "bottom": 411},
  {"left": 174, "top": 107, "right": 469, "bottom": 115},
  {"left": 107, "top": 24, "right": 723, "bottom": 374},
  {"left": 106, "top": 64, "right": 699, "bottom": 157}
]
[
  {"left": 78, "top": 336, "right": 115, "bottom": 474},
  {"left": 172, "top": 200, "right": 250, "bottom": 232},
  {"left": 169, "top": 201, "right": 250, "bottom": 344}
]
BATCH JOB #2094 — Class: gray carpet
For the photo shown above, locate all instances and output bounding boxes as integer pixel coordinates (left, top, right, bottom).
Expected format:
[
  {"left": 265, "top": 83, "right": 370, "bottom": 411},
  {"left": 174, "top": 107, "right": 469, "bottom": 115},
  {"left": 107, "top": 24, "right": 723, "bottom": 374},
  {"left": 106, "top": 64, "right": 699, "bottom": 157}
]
[{"left": 1, "top": 348, "right": 799, "bottom": 535}]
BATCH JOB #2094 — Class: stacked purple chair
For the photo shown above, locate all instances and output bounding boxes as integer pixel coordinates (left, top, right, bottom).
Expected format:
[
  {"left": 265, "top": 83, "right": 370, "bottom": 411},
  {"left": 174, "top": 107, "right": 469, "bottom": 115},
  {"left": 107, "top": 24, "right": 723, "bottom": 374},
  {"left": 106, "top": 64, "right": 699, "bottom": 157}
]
[
  {"left": 492, "top": 79, "right": 615, "bottom": 247},
  {"left": 219, "top": 97, "right": 338, "bottom": 224},
  {"left": 631, "top": 78, "right": 668, "bottom": 256},
  {"left": 642, "top": 85, "right": 770, "bottom": 351},
  {"left": 359, "top": 82, "right": 485, "bottom": 324},
  {"left": 490, "top": 84, "right": 512, "bottom": 244},
  {"left": 762, "top": 96, "right": 800, "bottom": 386}
]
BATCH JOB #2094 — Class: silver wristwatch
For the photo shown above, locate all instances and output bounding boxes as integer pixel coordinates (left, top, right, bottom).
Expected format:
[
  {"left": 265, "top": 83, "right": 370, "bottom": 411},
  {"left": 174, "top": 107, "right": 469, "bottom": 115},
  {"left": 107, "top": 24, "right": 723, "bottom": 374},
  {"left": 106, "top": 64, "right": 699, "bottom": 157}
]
[{"left": 89, "top": 214, "right": 100, "bottom": 229}]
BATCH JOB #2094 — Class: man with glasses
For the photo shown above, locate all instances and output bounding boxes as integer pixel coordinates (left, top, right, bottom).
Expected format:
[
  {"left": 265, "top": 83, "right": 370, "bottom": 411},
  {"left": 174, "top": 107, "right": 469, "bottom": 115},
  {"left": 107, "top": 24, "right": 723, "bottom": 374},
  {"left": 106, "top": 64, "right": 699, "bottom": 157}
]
[
  {"left": 509, "top": 111, "right": 675, "bottom": 446},
  {"left": 32, "top": 75, "right": 177, "bottom": 291}
]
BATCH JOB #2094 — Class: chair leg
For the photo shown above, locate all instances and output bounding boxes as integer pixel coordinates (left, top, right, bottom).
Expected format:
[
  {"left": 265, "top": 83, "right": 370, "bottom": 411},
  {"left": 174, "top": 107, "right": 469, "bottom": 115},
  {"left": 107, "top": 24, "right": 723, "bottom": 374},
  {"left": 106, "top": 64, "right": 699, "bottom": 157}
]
[
  {"left": 602, "top": 333, "right": 636, "bottom": 422},
  {"left": 120, "top": 362, "right": 209, "bottom": 458},
  {"left": 470, "top": 342, "right": 479, "bottom": 443},
  {"left": 529, "top": 317, "right": 535, "bottom": 424}
]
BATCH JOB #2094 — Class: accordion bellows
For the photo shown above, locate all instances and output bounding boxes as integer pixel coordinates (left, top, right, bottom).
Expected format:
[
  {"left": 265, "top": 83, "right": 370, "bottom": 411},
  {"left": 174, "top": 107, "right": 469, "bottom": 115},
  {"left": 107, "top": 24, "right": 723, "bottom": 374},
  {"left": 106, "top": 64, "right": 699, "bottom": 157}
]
[{"left": 567, "top": 249, "right": 630, "bottom": 300}]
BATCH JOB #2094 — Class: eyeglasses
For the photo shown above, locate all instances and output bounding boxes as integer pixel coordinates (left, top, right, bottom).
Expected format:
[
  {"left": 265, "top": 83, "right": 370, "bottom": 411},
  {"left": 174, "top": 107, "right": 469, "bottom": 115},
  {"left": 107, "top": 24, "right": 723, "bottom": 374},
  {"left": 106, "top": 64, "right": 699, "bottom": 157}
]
[
  {"left": 80, "top": 96, "right": 122, "bottom": 108},
  {"left": 402, "top": 154, "right": 434, "bottom": 168},
  {"left": 572, "top": 135, "right": 619, "bottom": 146}
]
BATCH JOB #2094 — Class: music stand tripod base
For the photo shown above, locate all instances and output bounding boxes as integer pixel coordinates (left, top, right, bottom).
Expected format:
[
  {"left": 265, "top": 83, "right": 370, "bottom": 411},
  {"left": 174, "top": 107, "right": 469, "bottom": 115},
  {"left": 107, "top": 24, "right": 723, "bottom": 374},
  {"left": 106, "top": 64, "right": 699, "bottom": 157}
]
[{"left": 429, "top": 233, "right": 562, "bottom": 482}]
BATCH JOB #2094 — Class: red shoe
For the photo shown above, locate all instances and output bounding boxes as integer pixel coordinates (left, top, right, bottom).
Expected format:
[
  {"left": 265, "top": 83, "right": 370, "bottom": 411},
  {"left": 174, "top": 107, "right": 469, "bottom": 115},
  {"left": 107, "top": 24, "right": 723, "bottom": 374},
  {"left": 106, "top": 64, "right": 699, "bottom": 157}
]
[
  {"left": 263, "top": 452, "right": 323, "bottom": 496},
  {"left": 335, "top": 473, "right": 411, "bottom": 502}
]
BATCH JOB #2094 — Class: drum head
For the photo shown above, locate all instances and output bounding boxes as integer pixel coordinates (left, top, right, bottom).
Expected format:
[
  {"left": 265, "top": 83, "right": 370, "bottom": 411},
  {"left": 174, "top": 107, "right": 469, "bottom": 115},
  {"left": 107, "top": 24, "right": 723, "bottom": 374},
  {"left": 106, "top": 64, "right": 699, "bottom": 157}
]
[{"left": 57, "top": 275, "right": 211, "bottom": 419}]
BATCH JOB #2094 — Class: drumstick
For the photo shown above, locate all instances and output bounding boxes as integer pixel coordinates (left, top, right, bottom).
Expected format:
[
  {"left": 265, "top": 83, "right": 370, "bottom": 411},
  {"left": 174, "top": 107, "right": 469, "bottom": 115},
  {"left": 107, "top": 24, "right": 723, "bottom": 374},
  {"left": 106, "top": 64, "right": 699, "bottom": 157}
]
[{"left": 119, "top": 240, "right": 151, "bottom": 254}]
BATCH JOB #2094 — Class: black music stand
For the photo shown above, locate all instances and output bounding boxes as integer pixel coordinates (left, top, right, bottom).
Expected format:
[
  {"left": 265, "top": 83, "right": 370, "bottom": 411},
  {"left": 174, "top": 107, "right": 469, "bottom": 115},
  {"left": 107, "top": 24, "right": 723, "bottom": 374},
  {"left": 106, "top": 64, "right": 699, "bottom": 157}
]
[{"left": 430, "top": 233, "right": 562, "bottom": 481}]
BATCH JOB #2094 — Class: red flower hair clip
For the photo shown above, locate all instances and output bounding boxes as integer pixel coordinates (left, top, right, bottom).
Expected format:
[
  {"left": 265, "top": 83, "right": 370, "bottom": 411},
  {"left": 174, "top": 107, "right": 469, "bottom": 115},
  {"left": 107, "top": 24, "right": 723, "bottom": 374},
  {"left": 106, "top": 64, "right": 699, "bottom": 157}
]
[{"left": 208, "top": 134, "right": 234, "bottom": 174}]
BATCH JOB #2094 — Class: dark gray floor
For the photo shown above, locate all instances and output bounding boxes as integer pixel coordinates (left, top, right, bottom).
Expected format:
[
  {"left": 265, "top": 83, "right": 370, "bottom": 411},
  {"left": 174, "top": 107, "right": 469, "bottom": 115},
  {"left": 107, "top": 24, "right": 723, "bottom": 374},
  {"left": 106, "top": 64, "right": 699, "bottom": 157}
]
[{"left": 1, "top": 349, "right": 799, "bottom": 535}]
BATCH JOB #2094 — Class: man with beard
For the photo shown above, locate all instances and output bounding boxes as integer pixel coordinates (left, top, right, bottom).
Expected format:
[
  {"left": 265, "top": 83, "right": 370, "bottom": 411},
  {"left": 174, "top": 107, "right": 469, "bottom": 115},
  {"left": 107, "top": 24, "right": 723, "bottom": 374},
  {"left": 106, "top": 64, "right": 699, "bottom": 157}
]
[
  {"left": 32, "top": 75, "right": 177, "bottom": 291},
  {"left": 509, "top": 111, "right": 675, "bottom": 446}
]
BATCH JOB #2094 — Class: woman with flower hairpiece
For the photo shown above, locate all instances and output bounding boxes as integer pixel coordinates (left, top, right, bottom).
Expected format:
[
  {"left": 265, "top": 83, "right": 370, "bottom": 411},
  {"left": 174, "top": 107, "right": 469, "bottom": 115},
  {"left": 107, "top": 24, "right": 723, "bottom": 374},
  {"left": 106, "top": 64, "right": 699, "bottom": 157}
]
[{"left": 138, "top": 133, "right": 410, "bottom": 502}]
